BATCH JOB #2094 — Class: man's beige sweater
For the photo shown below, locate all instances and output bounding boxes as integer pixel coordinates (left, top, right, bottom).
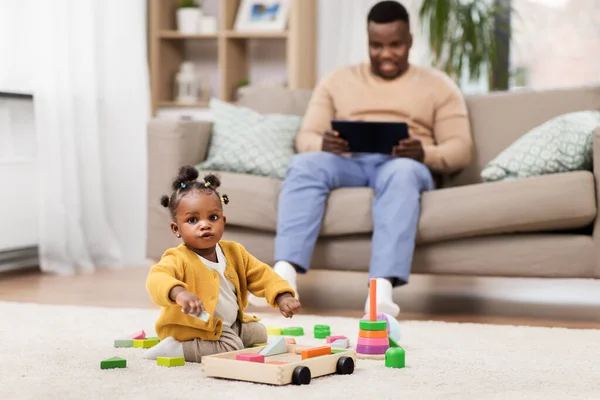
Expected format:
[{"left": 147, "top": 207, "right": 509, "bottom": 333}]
[{"left": 295, "top": 62, "right": 473, "bottom": 174}]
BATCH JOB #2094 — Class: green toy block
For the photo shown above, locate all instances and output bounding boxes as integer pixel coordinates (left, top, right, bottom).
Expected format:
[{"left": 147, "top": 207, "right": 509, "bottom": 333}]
[
  {"left": 313, "top": 324, "right": 331, "bottom": 338},
  {"left": 101, "top": 357, "right": 127, "bottom": 369},
  {"left": 385, "top": 347, "right": 405, "bottom": 369},
  {"left": 114, "top": 339, "right": 133, "bottom": 348},
  {"left": 359, "top": 320, "right": 387, "bottom": 331},
  {"left": 389, "top": 337, "right": 400, "bottom": 348},
  {"left": 314, "top": 324, "right": 330, "bottom": 331},
  {"left": 157, "top": 357, "right": 185, "bottom": 367},
  {"left": 314, "top": 330, "right": 330, "bottom": 339},
  {"left": 281, "top": 327, "right": 304, "bottom": 336},
  {"left": 331, "top": 348, "right": 348, "bottom": 354}
]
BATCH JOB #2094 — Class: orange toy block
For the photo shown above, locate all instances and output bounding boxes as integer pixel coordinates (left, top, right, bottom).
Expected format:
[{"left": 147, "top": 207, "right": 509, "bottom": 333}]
[
  {"left": 301, "top": 345, "right": 332, "bottom": 360},
  {"left": 284, "top": 338, "right": 296, "bottom": 344},
  {"left": 359, "top": 329, "right": 387, "bottom": 339},
  {"left": 266, "top": 360, "right": 289, "bottom": 365}
]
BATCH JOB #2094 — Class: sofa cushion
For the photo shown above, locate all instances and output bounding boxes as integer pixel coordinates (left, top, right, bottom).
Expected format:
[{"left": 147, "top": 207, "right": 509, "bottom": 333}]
[
  {"left": 197, "top": 98, "right": 303, "bottom": 180},
  {"left": 206, "top": 170, "right": 283, "bottom": 232},
  {"left": 213, "top": 169, "right": 596, "bottom": 244},
  {"left": 481, "top": 111, "right": 600, "bottom": 182},
  {"left": 416, "top": 171, "right": 596, "bottom": 244}
]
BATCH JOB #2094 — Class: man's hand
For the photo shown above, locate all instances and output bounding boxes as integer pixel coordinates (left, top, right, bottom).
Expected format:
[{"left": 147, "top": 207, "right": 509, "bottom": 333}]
[
  {"left": 392, "top": 137, "right": 424, "bottom": 162},
  {"left": 321, "top": 130, "right": 349, "bottom": 154},
  {"left": 171, "top": 287, "right": 205, "bottom": 316},
  {"left": 276, "top": 293, "right": 301, "bottom": 318}
]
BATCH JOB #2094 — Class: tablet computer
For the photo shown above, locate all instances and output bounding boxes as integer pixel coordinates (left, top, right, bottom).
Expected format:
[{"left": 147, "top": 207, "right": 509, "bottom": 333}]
[{"left": 331, "top": 120, "right": 409, "bottom": 154}]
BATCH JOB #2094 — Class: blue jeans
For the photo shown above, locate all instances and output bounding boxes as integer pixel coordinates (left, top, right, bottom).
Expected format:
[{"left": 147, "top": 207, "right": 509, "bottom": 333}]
[{"left": 274, "top": 152, "right": 435, "bottom": 286}]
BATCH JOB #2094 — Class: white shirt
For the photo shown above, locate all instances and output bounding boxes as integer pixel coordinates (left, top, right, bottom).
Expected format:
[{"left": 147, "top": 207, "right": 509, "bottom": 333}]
[{"left": 196, "top": 244, "right": 239, "bottom": 327}]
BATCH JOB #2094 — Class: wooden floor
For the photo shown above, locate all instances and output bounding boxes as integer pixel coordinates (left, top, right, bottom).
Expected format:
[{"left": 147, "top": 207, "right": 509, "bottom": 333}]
[{"left": 2, "top": 267, "right": 600, "bottom": 330}]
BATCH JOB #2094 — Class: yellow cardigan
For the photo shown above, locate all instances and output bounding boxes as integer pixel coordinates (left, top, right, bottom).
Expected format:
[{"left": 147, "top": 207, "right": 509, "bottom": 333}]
[{"left": 146, "top": 240, "right": 295, "bottom": 342}]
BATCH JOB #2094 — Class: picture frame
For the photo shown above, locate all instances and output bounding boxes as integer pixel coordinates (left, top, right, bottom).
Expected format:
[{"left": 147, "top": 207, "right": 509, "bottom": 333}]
[{"left": 233, "top": 0, "right": 290, "bottom": 32}]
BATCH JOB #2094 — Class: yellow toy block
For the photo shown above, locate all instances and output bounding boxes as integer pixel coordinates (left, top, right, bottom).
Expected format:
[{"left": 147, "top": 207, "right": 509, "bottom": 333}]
[
  {"left": 133, "top": 338, "right": 160, "bottom": 348},
  {"left": 157, "top": 357, "right": 185, "bottom": 367},
  {"left": 267, "top": 327, "right": 282, "bottom": 335}
]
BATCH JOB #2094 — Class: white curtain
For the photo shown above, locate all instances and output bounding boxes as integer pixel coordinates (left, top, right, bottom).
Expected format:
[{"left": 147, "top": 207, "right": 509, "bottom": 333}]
[{"left": 26, "top": 0, "right": 150, "bottom": 275}]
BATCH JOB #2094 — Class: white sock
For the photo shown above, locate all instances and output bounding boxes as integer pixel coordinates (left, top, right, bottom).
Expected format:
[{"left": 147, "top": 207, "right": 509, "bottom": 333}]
[
  {"left": 274, "top": 261, "right": 298, "bottom": 300},
  {"left": 364, "top": 278, "right": 400, "bottom": 317},
  {"left": 248, "top": 261, "right": 299, "bottom": 307},
  {"left": 142, "top": 336, "right": 184, "bottom": 360}
]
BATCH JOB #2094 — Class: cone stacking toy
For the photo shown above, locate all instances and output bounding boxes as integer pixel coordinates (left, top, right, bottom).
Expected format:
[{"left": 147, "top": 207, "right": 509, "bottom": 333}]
[{"left": 356, "top": 278, "right": 389, "bottom": 360}]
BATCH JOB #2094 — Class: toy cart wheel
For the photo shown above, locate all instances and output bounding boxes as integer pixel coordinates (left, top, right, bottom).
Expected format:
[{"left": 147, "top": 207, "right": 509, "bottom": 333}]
[
  {"left": 292, "top": 366, "right": 311, "bottom": 385},
  {"left": 336, "top": 356, "right": 354, "bottom": 375}
]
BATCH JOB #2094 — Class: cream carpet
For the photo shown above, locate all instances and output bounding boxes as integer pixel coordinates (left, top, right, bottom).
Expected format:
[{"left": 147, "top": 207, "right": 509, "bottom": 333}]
[{"left": 2, "top": 301, "right": 599, "bottom": 400}]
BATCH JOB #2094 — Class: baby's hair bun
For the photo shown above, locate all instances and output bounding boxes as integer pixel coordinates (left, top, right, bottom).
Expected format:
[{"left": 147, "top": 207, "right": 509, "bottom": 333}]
[
  {"left": 203, "top": 174, "right": 221, "bottom": 189},
  {"left": 160, "top": 195, "right": 170, "bottom": 208},
  {"left": 172, "top": 165, "right": 199, "bottom": 190}
]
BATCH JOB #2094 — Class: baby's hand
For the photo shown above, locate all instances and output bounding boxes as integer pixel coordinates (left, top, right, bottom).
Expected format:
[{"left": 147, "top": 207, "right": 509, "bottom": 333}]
[
  {"left": 175, "top": 290, "right": 205, "bottom": 317},
  {"left": 276, "top": 293, "right": 301, "bottom": 318}
]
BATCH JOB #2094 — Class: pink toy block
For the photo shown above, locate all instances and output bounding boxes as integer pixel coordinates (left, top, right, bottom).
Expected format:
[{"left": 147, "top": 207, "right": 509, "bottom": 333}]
[
  {"left": 235, "top": 353, "right": 265, "bottom": 363},
  {"left": 284, "top": 338, "right": 296, "bottom": 344},
  {"left": 129, "top": 330, "right": 146, "bottom": 340},
  {"left": 326, "top": 335, "right": 348, "bottom": 344},
  {"left": 357, "top": 337, "right": 389, "bottom": 347}
]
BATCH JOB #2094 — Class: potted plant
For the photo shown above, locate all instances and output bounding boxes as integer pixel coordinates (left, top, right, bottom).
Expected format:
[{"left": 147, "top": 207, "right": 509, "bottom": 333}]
[
  {"left": 177, "top": 0, "right": 202, "bottom": 34},
  {"left": 418, "top": 0, "right": 514, "bottom": 91}
]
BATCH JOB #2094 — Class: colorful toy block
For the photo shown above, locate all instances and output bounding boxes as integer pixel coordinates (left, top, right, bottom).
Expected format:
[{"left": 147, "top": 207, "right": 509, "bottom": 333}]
[
  {"left": 385, "top": 347, "right": 405, "bottom": 369},
  {"left": 331, "top": 339, "right": 349, "bottom": 349},
  {"left": 359, "top": 320, "right": 387, "bottom": 331},
  {"left": 196, "top": 312, "right": 210, "bottom": 322},
  {"left": 259, "top": 336, "right": 287, "bottom": 356},
  {"left": 114, "top": 339, "right": 133, "bottom": 348},
  {"left": 100, "top": 357, "right": 126, "bottom": 369},
  {"left": 267, "top": 327, "right": 282, "bottom": 335},
  {"left": 284, "top": 338, "right": 296, "bottom": 344},
  {"left": 359, "top": 329, "right": 387, "bottom": 338},
  {"left": 281, "top": 327, "right": 304, "bottom": 336},
  {"left": 331, "top": 348, "right": 348, "bottom": 354},
  {"left": 157, "top": 357, "right": 185, "bottom": 367},
  {"left": 313, "top": 324, "right": 331, "bottom": 339},
  {"left": 235, "top": 353, "right": 265, "bottom": 363},
  {"left": 326, "top": 335, "right": 348, "bottom": 344},
  {"left": 301, "top": 345, "right": 332, "bottom": 360},
  {"left": 252, "top": 343, "right": 268, "bottom": 347},
  {"left": 133, "top": 338, "right": 160, "bottom": 348},
  {"left": 181, "top": 309, "right": 210, "bottom": 322},
  {"left": 128, "top": 330, "right": 146, "bottom": 340},
  {"left": 356, "top": 344, "right": 388, "bottom": 355},
  {"left": 357, "top": 337, "right": 388, "bottom": 346},
  {"left": 389, "top": 337, "right": 400, "bottom": 348},
  {"left": 356, "top": 279, "right": 390, "bottom": 359},
  {"left": 361, "top": 312, "right": 402, "bottom": 342}
]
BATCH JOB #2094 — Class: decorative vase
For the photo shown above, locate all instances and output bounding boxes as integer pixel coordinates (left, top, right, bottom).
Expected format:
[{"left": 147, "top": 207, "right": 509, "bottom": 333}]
[
  {"left": 175, "top": 61, "right": 199, "bottom": 103},
  {"left": 177, "top": 8, "right": 202, "bottom": 34}
]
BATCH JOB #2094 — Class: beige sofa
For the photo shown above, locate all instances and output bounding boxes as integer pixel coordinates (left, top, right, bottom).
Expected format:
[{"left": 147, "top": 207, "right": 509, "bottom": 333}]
[{"left": 147, "top": 84, "right": 600, "bottom": 281}]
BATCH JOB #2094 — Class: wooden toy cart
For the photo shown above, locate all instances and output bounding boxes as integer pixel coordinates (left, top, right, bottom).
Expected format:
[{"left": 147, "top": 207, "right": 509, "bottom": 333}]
[{"left": 202, "top": 344, "right": 356, "bottom": 385}]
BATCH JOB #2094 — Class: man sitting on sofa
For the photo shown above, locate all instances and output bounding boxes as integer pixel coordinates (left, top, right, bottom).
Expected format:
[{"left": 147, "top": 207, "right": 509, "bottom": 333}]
[{"left": 249, "top": 0, "right": 473, "bottom": 316}]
